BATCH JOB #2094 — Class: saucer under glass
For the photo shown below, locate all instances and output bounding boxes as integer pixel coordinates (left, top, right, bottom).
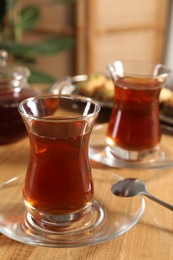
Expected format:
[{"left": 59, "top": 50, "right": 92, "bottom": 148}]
[
  {"left": 0, "top": 170, "right": 145, "bottom": 247},
  {"left": 89, "top": 124, "right": 173, "bottom": 169}
]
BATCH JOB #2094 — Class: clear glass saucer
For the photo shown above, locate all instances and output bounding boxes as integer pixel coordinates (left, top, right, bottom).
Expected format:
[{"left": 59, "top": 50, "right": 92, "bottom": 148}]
[
  {"left": 89, "top": 124, "right": 173, "bottom": 169},
  {"left": 0, "top": 170, "right": 145, "bottom": 248}
]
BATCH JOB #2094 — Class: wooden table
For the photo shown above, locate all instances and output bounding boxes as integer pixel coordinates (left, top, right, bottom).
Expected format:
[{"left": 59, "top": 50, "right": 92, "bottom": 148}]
[{"left": 0, "top": 125, "right": 173, "bottom": 260}]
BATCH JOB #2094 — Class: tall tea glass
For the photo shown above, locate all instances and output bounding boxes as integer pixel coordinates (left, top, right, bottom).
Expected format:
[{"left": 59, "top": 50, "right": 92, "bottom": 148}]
[
  {"left": 89, "top": 61, "right": 171, "bottom": 167},
  {"left": 18, "top": 94, "right": 100, "bottom": 232}
]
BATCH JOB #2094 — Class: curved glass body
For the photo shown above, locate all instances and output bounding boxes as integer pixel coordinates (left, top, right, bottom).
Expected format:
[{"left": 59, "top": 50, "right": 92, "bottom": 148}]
[
  {"left": 107, "top": 61, "right": 171, "bottom": 161},
  {"left": 19, "top": 94, "right": 100, "bottom": 229}
]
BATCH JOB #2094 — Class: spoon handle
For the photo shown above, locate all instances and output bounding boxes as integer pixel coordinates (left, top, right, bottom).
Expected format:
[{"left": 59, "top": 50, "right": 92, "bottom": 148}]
[{"left": 144, "top": 192, "right": 173, "bottom": 211}]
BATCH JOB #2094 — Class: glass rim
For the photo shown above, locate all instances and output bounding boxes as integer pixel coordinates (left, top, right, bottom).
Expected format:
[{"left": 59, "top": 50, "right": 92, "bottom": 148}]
[
  {"left": 18, "top": 94, "right": 101, "bottom": 122},
  {"left": 115, "top": 74, "right": 168, "bottom": 90},
  {"left": 108, "top": 60, "right": 171, "bottom": 82}
]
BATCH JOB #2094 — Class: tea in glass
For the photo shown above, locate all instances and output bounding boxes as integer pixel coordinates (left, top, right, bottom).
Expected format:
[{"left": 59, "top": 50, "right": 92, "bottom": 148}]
[
  {"left": 107, "top": 61, "right": 171, "bottom": 161},
  {"left": 18, "top": 95, "right": 100, "bottom": 229}
]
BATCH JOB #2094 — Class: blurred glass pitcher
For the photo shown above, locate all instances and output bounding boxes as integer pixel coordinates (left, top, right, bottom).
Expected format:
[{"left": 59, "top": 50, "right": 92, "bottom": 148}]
[{"left": 0, "top": 50, "right": 40, "bottom": 144}]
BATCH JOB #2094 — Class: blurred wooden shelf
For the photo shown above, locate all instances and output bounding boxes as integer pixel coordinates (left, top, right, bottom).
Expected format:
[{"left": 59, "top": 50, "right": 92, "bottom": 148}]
[
  {"left": 22, "top": 0, "right": 170, "bottom": 79},
  {"left": 76, "top": 0, "right": 169, "bottom": 75}
]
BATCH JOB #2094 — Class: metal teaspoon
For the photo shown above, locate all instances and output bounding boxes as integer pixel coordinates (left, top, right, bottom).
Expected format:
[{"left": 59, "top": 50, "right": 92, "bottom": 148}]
[{"left": 111, "top": 178, "right": 173, "bottom": 211}]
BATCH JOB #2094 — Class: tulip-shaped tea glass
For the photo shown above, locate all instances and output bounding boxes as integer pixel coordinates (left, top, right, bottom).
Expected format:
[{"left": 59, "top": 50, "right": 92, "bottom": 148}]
[
  {"left": 0, "top": 94, "right": 146, "bottom": 247},
  {"left": 18, "top": 94, "right": 102, "bottom": 234},
  {"left": 89, "top": 61, "right": 171, "bottom": 168}
]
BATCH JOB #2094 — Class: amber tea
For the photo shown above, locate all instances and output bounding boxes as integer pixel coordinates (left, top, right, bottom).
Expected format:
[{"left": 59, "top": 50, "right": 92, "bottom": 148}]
[
  {"left": 106, "top": 76, "right": 161, "bottom": 150},
  {"left": 18, "top": 95, "right": 100, "bottom": 227},
  {"left": 106, "top": 60, "right": 172, "bottom": 162},
  {"left": 0, "top": 87, "right": 39, "bottom": 144},
  {"left": 24, "top": 120, "right": 94, "bottom": 214}
]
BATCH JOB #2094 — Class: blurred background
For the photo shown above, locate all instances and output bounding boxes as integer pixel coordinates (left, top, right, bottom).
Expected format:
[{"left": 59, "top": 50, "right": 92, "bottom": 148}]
[{"left": 0, "top": 0, "right": 172, "bottom": 86}]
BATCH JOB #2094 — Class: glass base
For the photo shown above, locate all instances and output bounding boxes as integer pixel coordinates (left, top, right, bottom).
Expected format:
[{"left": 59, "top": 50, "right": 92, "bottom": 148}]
[
  {"left": 89, "top": 124, "right": 173, "bottom": 169},
  {"left": 24, "top": 201, "right": 104, "bottom": 234},
  {"left": 24, "top": 200, "right": 94, "bottom": 230},
  {"left": 0, "top": 170, "right": 145, "bottom": 247},
  {"left": 108, "top": 144, "right": 165, "bottom": 162}
]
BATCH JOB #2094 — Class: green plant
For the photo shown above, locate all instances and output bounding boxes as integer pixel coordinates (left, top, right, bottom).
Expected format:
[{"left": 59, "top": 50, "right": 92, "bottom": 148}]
[{"left": 0, "top": 0, "right": 76, "bottom": 83}]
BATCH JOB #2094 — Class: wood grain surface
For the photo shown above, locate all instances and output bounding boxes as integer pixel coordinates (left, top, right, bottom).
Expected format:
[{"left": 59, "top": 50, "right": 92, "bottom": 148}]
[{"left": 0, "top": 126, "right": 173, "bottom": 259}]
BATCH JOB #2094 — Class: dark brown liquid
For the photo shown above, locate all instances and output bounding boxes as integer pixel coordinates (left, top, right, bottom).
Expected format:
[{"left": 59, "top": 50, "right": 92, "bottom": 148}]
[
  {"left": 107, "top": 77, "right": 161, "bottom": 150},
  {"left": 0, "top": 88, "right": 39, "bottom": 144},
  {"left": 24, "top": 120, "right": 94, "bottom": 214}
]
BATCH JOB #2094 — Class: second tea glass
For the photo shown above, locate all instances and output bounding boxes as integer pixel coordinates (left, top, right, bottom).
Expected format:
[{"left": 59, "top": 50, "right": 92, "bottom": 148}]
[{"left": 89, "top": 61, "right": 172, "bottom": 168}]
